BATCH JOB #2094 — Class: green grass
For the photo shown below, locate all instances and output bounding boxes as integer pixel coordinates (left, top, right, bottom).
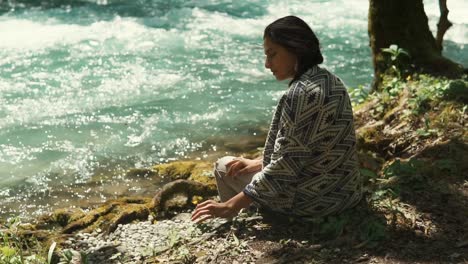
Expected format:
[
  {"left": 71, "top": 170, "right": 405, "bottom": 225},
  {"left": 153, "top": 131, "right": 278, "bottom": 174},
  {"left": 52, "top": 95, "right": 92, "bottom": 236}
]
[{"left": 0, "top": 218, "right": 62, "bottom": 264}]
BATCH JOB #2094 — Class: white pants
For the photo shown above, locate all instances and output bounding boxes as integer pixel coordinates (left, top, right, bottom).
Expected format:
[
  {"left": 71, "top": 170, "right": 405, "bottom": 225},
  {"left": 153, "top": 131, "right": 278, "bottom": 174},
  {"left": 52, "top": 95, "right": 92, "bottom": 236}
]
[{"left": 214, "top": 156, "right": 257, "bottom": 202}]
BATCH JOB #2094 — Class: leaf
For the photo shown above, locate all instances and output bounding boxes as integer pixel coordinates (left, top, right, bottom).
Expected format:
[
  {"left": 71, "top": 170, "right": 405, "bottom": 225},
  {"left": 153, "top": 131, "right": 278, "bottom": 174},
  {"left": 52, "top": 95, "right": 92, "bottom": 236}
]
[
  {"left": 48, "top": 241, "right": 57, "bottom": 264},
  {"left": 399, "top": 49, "right": 410, "bottom": 57},
  {"left": 416, "top": 129, "right": 431, "bottom": 137},
  {"left": 360, "top": 168, "right": 378, "bottom": 180},
  {"left": 232, "top": 233, "right": 240, "bottom": 246},
  {"left": 381, "top": 48, "right": 394, "bottom": 54},
  {"left": 109, "top": 252, "right": 122, "bottom": 260},
  {"left": 63, "top": 249, "right": 73, "bottom": 261},
  {"left": 0, "top": 246, "right": 16, "bottom": 258},
  {"left": 371, "top": 189, "right": 388, "bottom": 201},
  {"left": 191, "top": 195, "right": 203, "bottom": 205}
]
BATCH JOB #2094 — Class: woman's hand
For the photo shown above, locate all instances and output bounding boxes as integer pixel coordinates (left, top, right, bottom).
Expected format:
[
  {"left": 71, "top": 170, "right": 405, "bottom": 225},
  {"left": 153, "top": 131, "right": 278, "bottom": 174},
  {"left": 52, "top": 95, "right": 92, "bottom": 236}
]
[
  {"left": 191, "top": 192, "right": 253, "bottom": 223},
  {"left": 225, "top": 157, "right": 262, "bottom": 178},
  {"left": 191, "top": 200, "right": 237, "bottom": 223}
]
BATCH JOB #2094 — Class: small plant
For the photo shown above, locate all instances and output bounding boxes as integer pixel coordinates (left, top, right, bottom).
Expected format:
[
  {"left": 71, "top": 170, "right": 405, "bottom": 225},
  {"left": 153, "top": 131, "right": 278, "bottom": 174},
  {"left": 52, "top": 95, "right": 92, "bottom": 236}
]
[
  {"left": 47, "top": 242, "right": 56, "bottom": 264},
  {"left": 367, "top": 75, "right": 405, "bottom": 119},
  {"left": 57, "top": 248, "right": 86, "bottom": 264},
  {"left": 167, "top": 229, "right": 181, "bottom": 249},
  {"left": 349, "top": 85, "right": 370, "bottom": 107},
  {"left": 381, "top": 44, "right": 411, "bottom": 79},
  {"left": 0, "top": 218, "right": 52, "bottom": 264}
]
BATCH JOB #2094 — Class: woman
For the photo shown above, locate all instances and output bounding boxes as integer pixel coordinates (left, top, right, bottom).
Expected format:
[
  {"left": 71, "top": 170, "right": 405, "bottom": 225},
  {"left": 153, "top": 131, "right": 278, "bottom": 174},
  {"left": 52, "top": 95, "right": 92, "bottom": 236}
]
[{"left": 191, "top": 16, "right": 362, "bottom": 223}]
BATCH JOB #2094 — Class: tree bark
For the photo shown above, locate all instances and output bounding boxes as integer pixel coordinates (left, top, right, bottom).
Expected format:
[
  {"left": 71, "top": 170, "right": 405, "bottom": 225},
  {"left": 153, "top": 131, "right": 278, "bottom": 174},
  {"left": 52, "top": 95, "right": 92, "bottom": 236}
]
[{"left": 368, "top": 0, "right": 463, "bottom": 91}]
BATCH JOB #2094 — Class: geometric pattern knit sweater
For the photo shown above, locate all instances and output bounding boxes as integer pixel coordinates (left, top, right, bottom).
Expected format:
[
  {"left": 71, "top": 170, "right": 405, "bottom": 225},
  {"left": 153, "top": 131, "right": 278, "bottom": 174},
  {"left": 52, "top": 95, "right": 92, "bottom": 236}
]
[{"left": 243, "top": 65, "right": 362, "bottom": 218}]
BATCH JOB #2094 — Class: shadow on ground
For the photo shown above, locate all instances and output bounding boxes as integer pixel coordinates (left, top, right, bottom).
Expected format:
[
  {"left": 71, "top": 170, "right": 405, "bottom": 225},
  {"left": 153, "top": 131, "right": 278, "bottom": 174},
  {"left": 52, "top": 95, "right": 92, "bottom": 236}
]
[{"left": 218, "top": 140, "right": 468, "bottom": 264}]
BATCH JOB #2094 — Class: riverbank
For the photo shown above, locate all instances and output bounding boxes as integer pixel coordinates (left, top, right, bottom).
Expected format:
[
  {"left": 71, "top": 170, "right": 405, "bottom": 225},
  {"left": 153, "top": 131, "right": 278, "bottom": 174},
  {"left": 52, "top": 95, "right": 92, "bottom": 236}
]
[
  {"left": 1, "top": 73, "right": 467, "bottom": 263},
  {"left": 0, "top": 130, "right": 268, "bottom": 220}
]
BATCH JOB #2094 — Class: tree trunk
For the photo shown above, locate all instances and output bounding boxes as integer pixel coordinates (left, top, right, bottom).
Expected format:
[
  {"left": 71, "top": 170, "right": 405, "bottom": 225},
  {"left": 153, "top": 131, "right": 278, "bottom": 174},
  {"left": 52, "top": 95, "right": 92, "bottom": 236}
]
[
  {"left": 435, "top": 0, "right": 452, "bottom": 52},
  {"left": 368, "top": 0, "right": 463, "bottom": 91}
]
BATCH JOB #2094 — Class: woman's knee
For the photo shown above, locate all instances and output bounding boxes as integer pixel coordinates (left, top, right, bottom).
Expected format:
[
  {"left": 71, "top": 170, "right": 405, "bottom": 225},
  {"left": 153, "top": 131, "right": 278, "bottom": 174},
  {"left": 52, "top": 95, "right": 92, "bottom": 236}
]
[{"left": 214, "top": 155, "right": 236, "bottom": 173}]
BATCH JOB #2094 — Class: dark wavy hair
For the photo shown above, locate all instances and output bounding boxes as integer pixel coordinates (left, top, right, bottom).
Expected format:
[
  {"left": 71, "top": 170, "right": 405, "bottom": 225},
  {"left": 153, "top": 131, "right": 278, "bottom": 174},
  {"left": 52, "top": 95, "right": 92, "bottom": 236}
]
[{"left": 264, "top": 16, "right": 324, "bottom": 85}]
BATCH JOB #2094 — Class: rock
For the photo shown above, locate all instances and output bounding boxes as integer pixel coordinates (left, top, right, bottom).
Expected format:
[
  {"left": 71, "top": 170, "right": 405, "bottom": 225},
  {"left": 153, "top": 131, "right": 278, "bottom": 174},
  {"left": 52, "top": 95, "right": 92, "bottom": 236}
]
[
  {"left": 151, "top": 179, "right": 218, "bottom": 213},
  {"left": 148, "top": 214, "right": 154, "bottom": 222},
  {"left": 153, "top": 161, "right": 198, "bottom": 180},
  {"left": 36, "top": 208, "right": 86, "bottom": 229},
  {"left": 171, "top": 213, "right": 192, "bottom": 222},
  {"left": 444, "top": 80, "right": 468, "bottom": 103},
  {"left": 62, "top": 197, "right": 152, "bottom": 234},
  {"left": 153, "top": 160, "right": 217, "bottom": 187},
  {"left": 125, "top": 168, "right": 158, "bottom": 179}
]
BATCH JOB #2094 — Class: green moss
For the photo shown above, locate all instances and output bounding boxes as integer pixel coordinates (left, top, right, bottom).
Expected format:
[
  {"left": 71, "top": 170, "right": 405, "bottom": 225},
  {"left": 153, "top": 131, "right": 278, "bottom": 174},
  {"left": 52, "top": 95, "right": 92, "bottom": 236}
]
[
  {"left": 61, "top": 203, "right": 115, "bottom": 234},
  {"left": 153, "top": 161, "right": 197, "bottom": 180},
  {"left": 107, "top": 203, "right": 151, "bottom": 233},
  {"left": 187, "top": 162, "right": 215, "bottom": 186},
  {"left": 60, "top": 197, "right": 152, "bottom": 234},
  {"left": 153, "top": 160, "right": 217, "bottom": 187},
  {"left": 0, "top": 218, "right": 60, "bottom": 263},
  {"left": 443, "top": 80, "right": 468, "bottom": 103},
  {"left": 36, "top": 208, "right": 86, "bottom": 230},
  {"left": 117, "top": 197, "right": 152, "bottom": 204}
]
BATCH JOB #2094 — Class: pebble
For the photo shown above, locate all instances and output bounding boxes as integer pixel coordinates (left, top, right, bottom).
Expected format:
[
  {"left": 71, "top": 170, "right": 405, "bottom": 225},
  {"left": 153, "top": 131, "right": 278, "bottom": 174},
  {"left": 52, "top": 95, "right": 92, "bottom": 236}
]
[{"left": 60, "top": 213, "right": 228, "bottom": 263}]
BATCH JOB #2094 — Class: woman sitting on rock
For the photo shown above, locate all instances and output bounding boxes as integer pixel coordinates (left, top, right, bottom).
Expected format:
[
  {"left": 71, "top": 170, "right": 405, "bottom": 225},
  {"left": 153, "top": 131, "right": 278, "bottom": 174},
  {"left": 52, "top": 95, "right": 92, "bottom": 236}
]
[{"left": 192, "top": 15, "right": 362, "bottom": 223}]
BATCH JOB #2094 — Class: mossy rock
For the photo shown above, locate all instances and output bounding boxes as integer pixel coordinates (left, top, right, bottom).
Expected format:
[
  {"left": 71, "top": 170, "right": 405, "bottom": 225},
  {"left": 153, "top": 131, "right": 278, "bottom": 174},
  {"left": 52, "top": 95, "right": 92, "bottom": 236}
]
[
  {"left": 153, "top": 161, "right": 198, "bottom": 180},
  {"left": 153, "top": 160, "right": 216, "bottom": 186},
  {"left": 187, "top": 161, "right": 215, "bottom": 186},
  {"left": 33, "top": 161, "right": 221, "bottom": 236},
  {"left": 36, "top": 208, "right": 86, "bottom": 229},
  {"left": 61, "top": 197, "right": 152, "bottom": 234},
  {"left": 151, "top": 179, "right": 218, "bottom": 214},
  {"left": 17, "top": 229, "right": 54, "bottom": 243},
  {"left": 58, "top": 177, "right": 219, "bottom": 234},
  {"left": 162, "top": 193, "right": 190, "bottom": 211},
  {"left": 443, "top": 80, "right": 468, "bottom": 103}
]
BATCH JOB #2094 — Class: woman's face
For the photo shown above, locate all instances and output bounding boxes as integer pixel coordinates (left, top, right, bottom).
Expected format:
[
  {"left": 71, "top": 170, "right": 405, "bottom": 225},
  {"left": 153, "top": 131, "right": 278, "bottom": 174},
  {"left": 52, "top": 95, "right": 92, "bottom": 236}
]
[{"left": 263, "top": 37, "right": 297, "bottom": 81}]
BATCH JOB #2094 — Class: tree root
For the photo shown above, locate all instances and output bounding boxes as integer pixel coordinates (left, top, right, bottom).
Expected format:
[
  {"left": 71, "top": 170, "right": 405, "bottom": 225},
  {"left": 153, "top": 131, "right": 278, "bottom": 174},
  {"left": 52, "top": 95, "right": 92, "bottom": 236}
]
[{"left": 56, "top": 180, "right": 216, "bottom": 235}]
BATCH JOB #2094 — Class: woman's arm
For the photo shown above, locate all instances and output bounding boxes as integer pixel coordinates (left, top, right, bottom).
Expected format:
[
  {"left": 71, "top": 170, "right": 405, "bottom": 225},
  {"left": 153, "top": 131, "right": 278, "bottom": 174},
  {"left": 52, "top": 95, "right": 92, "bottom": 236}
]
[
  {"left": 191, "top": 192, "right": 253, "bottom": 223},
  {"left": 225, "top": 157, "right": 263, "bottom": 177}
]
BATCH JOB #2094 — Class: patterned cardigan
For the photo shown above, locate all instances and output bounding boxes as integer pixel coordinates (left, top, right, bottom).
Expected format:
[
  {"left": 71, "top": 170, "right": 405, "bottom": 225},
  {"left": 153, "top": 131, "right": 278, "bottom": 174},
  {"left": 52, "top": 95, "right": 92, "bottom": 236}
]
[{"left": 243, "top": 65, "right": 362, "bottom": 218}]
